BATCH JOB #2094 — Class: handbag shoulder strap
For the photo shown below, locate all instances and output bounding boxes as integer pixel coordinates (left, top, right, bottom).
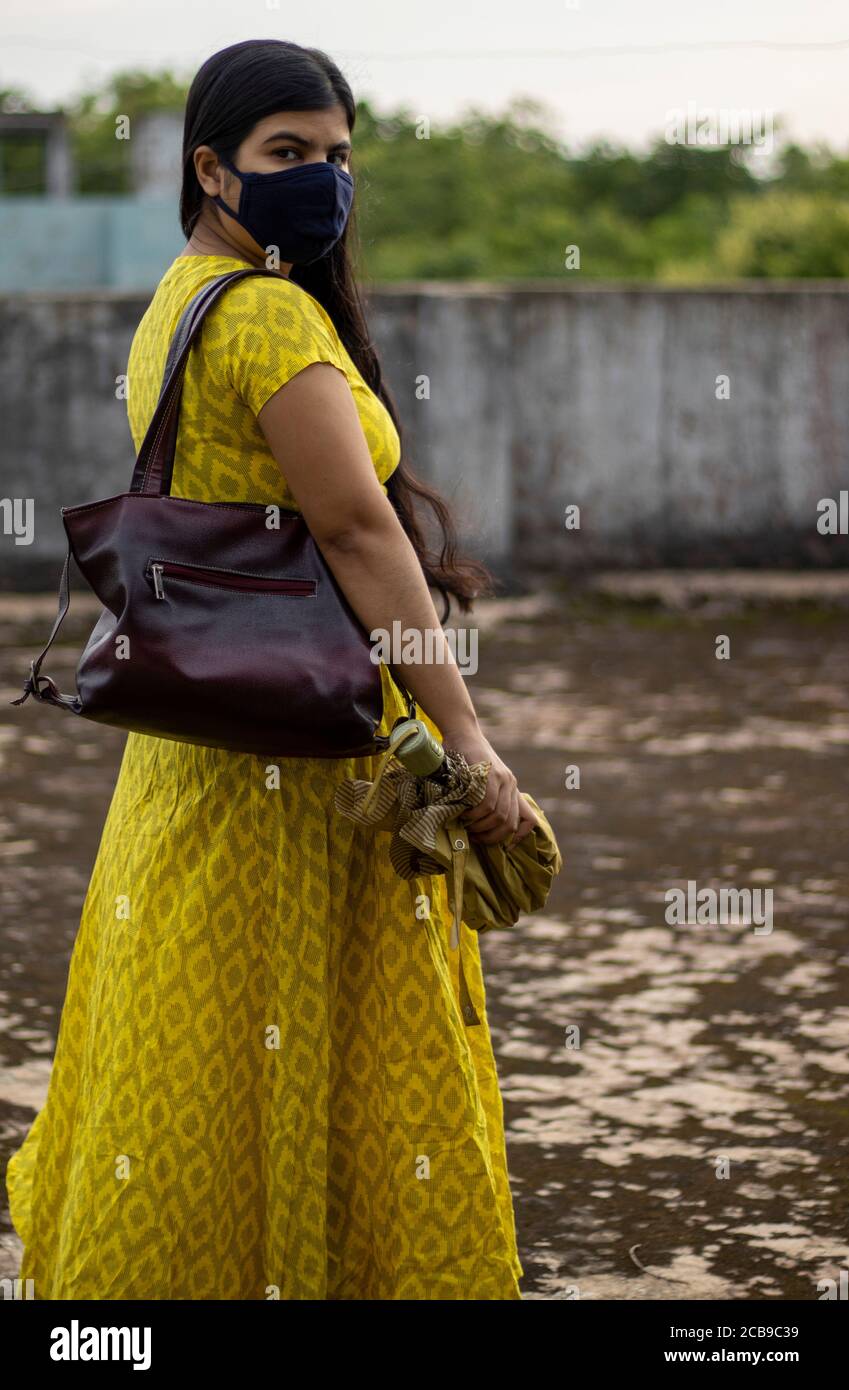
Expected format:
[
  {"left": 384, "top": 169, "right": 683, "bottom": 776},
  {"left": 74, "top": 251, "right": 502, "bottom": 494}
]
[
  {"left": 129, "top": 266, "right": 279, "bottom": 497},
  {"left": 11, "top": 263, "right": 419, "bottom": 725}
]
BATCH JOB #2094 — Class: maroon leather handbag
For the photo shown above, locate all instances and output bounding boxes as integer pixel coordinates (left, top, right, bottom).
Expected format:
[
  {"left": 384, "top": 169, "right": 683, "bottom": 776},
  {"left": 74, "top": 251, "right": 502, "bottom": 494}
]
[{"left": 10, "top": 268, "right": 415, "bottom": 758}]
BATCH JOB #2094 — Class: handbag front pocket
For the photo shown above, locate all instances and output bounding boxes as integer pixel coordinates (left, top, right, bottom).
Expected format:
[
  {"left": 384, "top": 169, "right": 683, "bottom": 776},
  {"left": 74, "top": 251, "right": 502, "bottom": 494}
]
[{"left": 145, "top": 558, "right": 317, "bottom": 599}]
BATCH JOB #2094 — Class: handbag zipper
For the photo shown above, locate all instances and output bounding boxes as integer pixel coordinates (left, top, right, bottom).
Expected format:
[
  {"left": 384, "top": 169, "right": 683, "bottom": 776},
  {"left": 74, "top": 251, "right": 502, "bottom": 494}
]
[{"left": 147, "top": 559, "right": 316, "bottom": 598}]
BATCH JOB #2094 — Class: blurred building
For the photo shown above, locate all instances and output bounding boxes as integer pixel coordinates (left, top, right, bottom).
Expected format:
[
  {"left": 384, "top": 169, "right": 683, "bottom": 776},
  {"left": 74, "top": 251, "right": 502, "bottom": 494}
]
[{"left": 0, "top": 110, "right": 184, "bottom": 291}]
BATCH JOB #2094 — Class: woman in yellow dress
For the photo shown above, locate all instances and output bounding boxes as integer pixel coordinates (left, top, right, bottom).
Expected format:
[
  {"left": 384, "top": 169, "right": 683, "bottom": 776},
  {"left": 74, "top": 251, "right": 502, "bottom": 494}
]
[{"left": 6, "top": 38, "right": 538, "bottom": 1300}]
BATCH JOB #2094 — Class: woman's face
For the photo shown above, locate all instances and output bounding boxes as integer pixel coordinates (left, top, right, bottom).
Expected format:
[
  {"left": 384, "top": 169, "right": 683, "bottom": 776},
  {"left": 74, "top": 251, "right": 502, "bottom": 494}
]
[{"left": 193, "top": 104, "right": 352, "bottom": 259}]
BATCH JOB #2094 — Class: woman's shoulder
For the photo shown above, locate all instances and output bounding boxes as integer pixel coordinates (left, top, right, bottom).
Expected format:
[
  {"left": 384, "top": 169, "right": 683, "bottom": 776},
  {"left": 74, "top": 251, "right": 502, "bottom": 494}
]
[
  {"left": 197, "top": 262, "right": 345, "bottom": 363},
  {"left": 160, "top": 259, "right": 348, "bottom": 412},
  {"left": 192, "top": 261, "right": 335, "bottom": 323},
  {"left": 147, "top": 257, "right": 336, "bottom": 338}
]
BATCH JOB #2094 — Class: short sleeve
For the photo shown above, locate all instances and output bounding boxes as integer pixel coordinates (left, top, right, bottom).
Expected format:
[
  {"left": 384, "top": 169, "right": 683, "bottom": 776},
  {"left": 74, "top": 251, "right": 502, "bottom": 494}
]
[{"left": 203, "top": 277, "right": 346, "bottom": 418}]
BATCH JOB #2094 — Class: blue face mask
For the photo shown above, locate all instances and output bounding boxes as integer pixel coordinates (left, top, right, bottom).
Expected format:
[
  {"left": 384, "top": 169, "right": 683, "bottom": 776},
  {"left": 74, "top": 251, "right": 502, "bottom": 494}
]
[{"left": 213, "top": 156, "right": 354, "bottom": 265}]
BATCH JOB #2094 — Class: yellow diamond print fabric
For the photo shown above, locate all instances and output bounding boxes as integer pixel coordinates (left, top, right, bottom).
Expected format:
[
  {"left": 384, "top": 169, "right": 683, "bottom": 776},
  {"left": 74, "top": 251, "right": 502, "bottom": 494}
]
[{"left": 5, "top": 255, "right": 523, "bottom": 1299}]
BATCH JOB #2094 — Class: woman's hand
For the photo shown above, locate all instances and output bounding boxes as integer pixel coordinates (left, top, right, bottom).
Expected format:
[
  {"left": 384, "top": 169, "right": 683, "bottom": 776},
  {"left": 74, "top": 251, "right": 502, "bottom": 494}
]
[{"left": 441, "top": 725, "right": 539, "bottom": 847}]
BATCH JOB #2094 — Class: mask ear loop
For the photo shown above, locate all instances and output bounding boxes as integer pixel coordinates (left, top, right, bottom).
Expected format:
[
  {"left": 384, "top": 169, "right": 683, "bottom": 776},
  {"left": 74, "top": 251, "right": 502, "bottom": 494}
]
[{"left": 211, "top": 157, "right": 242, "bottom": 222}]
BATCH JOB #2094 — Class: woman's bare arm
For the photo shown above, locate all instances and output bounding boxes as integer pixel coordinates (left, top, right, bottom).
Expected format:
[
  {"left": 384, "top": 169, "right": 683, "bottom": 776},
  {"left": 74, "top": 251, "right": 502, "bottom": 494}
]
[
  {"left": 257, "top": 360, "right": 538, "bottom": 844},
  {"left": 258, "top": 361, "right": 478, "bottom": 735}
]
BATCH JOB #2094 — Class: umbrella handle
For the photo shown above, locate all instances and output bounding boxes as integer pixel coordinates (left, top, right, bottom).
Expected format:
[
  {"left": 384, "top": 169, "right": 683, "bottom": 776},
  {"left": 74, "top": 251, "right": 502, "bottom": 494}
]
[{"left": 360, "top": 722, "right": 424, "bottom": 819}]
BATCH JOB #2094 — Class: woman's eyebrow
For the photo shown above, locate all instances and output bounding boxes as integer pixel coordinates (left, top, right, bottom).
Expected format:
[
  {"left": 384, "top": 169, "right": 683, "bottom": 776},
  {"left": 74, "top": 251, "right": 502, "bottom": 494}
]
[{"left": 261, "top": 129, "right": 352, "bottom": 153}]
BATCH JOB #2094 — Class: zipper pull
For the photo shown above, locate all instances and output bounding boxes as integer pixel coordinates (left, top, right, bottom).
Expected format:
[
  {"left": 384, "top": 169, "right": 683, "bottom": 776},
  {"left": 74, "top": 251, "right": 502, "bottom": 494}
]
[{"left": 151, "top": 563, "right": 165, "bottom": 599}]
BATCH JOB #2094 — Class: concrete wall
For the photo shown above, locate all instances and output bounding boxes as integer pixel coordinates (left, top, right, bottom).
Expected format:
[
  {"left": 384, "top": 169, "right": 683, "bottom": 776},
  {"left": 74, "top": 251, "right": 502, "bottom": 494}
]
[{"left": 2, "top": 282, "right": 848, "bottom": 588}]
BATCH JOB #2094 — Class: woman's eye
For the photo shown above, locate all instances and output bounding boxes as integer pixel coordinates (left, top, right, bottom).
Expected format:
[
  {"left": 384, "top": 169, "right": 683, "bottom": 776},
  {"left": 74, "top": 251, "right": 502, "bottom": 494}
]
[{"left": 271, "top": 148, "right": 348, "bottom": 167}]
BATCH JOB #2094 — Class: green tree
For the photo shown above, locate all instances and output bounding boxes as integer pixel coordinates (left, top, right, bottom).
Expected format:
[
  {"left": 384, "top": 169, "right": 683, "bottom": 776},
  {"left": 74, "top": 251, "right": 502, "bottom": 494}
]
[{"left": 713, "top": 191, "right": 849, "bottom": 277}]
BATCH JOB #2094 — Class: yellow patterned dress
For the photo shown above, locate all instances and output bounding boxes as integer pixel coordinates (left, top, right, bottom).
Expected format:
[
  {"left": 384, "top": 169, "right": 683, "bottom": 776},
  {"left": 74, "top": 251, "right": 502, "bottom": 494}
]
[{"left": 6, "top": 254, "right": 523, "bottom": 1300}]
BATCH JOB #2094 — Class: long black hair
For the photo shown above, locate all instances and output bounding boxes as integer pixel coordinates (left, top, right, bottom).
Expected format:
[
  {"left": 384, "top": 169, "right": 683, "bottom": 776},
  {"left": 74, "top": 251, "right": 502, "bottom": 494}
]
[{"left": 180, "top": 38, "right": 496, "bottom": 619}]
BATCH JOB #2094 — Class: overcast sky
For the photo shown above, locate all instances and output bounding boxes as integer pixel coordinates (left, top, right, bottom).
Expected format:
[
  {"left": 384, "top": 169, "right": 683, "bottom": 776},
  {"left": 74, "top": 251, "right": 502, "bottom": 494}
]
[{"left": 2, "top": 0, "right": 848, "bottom": 152}]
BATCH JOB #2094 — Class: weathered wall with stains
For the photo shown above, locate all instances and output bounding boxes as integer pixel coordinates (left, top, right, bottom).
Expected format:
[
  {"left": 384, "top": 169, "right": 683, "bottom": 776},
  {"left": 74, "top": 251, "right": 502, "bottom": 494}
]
[{"left": 2, "top": 282, "right": 848, "bottom": 587}]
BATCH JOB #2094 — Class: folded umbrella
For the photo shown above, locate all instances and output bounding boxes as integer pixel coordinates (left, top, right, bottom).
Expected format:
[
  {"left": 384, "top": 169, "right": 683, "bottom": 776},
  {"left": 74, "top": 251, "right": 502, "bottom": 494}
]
[{"left": 334, "top": 720, "right": 563, "bottom": 1024}]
